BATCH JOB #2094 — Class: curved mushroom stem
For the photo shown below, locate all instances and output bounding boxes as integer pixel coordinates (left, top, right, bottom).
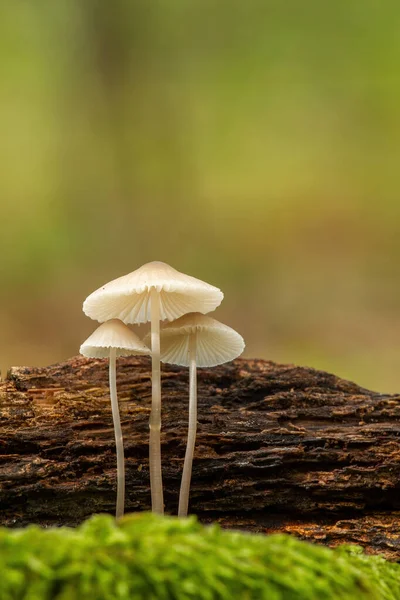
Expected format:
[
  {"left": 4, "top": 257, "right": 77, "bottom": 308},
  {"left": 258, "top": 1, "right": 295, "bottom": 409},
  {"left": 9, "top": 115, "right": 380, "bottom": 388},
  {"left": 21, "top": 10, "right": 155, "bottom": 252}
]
[
  {"left": 178, "top": 331, "right": 197, "bottom": 517},
  {"left": 109, "top": 347, "right": 125, "bottom": 519},
  {"left": 149, "top": 288, "right": 164, "bottom": 514}
]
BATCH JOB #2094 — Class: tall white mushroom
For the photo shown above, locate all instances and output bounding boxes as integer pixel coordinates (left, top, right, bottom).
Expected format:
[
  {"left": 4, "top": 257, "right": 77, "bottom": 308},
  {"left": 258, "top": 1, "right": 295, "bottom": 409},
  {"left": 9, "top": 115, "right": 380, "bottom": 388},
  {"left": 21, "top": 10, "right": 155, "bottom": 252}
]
[
  {"left": 82, "top": 261, "right": 223, "bottom": 514},
  {"left": 145, "top": 312, "right": 244, "bottom": 517},
  {"left": 80, "top": 319, "right": 150, "bottom": 519}
]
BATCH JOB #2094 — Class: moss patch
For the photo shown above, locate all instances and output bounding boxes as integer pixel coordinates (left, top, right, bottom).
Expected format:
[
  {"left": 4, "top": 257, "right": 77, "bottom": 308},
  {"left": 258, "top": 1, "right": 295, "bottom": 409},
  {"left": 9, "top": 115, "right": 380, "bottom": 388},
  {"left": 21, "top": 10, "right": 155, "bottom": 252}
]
[{"left": 0, "top": 513, "right": 399, "bottom": 599}]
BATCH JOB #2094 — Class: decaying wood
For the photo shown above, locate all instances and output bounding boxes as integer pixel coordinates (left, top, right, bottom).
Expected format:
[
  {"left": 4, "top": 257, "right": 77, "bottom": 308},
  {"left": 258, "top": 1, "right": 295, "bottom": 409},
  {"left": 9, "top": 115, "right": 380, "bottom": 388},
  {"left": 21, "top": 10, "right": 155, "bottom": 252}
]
[{"left": 1, "top": 356, "right": 400, "bottom": 560}]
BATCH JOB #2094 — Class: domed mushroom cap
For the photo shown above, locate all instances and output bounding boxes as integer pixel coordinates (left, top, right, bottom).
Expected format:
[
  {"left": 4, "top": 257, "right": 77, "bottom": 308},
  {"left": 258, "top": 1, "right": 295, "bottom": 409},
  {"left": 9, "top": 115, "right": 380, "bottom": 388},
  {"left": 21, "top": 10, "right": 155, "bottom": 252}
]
[
  {"left": 83, "top": 261, "right": 224, "bottom": 325},
  {"left": 145, "top": 312, "right": 245, "bottom": 367},
  {"left": 80, "top": 319, "right": 150, "bottom": 358}
]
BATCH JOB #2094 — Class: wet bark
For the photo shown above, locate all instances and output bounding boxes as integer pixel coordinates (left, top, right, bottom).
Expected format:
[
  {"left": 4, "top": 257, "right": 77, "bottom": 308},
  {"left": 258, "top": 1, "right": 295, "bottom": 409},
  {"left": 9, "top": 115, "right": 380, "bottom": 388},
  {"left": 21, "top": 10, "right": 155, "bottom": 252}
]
[{"left": 1, "top": 356, "right": 400, "bottom": 560}]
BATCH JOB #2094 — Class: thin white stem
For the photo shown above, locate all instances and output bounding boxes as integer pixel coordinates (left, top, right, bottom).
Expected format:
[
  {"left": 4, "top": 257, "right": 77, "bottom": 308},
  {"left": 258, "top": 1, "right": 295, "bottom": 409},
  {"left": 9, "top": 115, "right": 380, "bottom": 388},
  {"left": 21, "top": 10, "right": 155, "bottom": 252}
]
[
  {"left": 149, "top": 288, "right": 164, "bottom": 514},
  {"left": 109, "top": 347, "right": 125, "bottom": 519},
  {"left": 178, "top": 331, "right": 197, "bottom": 517}
]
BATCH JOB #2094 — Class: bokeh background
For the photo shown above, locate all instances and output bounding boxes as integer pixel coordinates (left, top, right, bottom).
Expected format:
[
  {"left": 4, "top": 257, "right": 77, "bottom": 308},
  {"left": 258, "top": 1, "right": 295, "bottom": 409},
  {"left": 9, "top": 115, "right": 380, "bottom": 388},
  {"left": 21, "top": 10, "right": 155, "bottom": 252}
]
[{"left": 1, "top": 1, "right": 400, "bottom": 392}]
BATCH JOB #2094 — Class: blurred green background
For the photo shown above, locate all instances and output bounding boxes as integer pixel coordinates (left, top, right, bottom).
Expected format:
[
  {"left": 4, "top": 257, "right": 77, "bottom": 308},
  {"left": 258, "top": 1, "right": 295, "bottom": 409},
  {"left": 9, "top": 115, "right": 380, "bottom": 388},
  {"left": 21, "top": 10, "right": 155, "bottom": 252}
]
[{"left": 1, "top": 1, "right": 400, "bottom": 392}]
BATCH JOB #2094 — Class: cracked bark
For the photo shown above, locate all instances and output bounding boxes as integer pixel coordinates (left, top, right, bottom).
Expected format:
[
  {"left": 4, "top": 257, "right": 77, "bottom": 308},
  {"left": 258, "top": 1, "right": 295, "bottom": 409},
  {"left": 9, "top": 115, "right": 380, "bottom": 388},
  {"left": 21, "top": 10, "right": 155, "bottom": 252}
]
[{"left": 1, "top": 356, "right": 400, "bottom": 560}]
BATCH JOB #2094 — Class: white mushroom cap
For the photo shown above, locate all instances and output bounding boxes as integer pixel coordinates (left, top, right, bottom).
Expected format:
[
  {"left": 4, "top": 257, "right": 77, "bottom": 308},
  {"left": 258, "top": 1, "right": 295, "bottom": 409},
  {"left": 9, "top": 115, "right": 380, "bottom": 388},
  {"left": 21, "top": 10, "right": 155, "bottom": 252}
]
[
  {"left": 80, "top": 319, "right": 151, "bottom": 358},
  {"left": 144, "top": 312, "right": 245, "bottom": 367},
  {"left": 83, "top": 261, "right": 224, "bottom": 325},
  {"left": 83, "top": 262, "right": 224, "bottom": 325}
]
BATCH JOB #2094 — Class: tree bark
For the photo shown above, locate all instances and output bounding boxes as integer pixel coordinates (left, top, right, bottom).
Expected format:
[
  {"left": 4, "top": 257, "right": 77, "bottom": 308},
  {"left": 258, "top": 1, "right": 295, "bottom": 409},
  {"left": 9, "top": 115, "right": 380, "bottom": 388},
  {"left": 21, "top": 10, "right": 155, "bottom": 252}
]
[{"left": 1, "top": 356, "right": 400, "bottom": 560}]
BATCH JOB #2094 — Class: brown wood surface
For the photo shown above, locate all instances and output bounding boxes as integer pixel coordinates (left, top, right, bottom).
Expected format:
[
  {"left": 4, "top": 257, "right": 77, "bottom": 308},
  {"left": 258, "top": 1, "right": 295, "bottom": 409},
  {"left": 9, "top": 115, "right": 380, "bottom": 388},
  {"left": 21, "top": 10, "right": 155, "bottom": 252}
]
[{"left": 1, "top": 356, "right": 400, "bottom": 559}]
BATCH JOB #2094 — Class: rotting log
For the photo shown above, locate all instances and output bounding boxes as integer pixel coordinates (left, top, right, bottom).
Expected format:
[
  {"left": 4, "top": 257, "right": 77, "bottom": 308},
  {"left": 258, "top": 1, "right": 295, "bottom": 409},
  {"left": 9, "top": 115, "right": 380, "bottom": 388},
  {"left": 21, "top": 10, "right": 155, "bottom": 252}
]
[{"left": 1, "top": 356, "right": 400, "bottom": 560}]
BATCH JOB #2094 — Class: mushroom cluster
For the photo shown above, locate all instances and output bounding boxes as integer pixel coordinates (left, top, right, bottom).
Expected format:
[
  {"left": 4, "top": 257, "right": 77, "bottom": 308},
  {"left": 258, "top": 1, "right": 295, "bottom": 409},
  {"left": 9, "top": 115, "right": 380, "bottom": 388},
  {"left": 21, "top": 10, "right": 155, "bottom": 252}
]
[{"left": 80, "top": 261, "right": 245, "bottom": 518}]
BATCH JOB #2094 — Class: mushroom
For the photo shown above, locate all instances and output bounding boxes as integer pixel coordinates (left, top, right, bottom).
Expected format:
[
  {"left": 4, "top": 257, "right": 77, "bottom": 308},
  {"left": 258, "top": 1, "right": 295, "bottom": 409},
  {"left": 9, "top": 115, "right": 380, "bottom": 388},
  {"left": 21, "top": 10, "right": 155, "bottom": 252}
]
[
  {"left": 145, "top": 312, "right": 245, "bottom": 517},
  {"left": 82, "top": 261, "right": 223, "bottom": 514},
  {"left": 79, "top": 319, "right": 150, "bottom": 519}
]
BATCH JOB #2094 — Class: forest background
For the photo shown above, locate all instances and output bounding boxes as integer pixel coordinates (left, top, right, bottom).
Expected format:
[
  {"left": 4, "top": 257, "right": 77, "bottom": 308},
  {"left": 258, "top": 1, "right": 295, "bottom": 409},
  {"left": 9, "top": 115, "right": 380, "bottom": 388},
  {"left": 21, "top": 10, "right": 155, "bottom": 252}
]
[{"left": 1, "top": 1, "right": 400, "bottom": 393}]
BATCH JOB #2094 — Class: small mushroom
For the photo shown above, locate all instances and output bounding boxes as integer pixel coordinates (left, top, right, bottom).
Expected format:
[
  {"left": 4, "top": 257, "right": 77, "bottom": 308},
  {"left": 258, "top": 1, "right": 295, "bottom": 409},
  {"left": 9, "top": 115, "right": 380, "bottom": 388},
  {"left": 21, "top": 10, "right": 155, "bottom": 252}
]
[
  {"left": 145, "top": 312, "right": 245, "bottom": 517},
  {"left": 80, "top": 319, "right": 150, "bottom": 519},
  {"left": 82, "top": 261, "right": 223, "bottom": 514}
]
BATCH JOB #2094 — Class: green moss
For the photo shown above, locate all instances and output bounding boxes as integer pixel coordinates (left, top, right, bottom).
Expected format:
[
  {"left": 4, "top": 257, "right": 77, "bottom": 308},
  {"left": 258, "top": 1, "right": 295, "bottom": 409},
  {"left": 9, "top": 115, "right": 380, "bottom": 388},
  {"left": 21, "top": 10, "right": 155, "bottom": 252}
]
[{"left": 0, "top": 513, "right": 398, "bottom": 599}]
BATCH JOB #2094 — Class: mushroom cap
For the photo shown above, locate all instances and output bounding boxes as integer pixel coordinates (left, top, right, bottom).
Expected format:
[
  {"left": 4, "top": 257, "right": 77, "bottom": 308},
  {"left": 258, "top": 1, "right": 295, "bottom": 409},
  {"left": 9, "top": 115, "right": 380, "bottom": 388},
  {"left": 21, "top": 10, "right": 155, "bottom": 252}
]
[
  {"left": 83, "top": 261, "right": 224, "bottom": 325},
  {"left": 80, "top": 319, "right": 151, "bottom": 358},
  {"left": 144, "top": 312, "right": 245, "bottom": 367}
]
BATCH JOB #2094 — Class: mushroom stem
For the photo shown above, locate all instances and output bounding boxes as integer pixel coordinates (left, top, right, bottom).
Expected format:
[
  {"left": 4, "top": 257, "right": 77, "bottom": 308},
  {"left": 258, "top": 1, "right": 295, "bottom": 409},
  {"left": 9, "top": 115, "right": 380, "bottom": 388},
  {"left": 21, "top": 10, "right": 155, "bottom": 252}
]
[
  {"left": 178, "top": 331, "right": 197, "bottom": 517},
  {"left": 149, "top": 288, "right": 164, "bottom": 514},
  {"left": 109, "top": 347, "right": 125, "bottom": 519}
]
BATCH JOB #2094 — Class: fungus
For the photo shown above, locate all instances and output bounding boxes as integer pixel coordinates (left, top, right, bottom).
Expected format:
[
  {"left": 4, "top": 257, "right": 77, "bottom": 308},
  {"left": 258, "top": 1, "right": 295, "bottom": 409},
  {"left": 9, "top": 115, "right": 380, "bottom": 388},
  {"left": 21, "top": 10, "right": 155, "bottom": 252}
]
[
  {"left": 82, "top": 261, "right": 223, "bottom": 514},
  {"left": 146, "top": 312, "right": 244, "bottom": 517},
  {"left": 80, "top": 319, "right": 150, "bottom": 519}
]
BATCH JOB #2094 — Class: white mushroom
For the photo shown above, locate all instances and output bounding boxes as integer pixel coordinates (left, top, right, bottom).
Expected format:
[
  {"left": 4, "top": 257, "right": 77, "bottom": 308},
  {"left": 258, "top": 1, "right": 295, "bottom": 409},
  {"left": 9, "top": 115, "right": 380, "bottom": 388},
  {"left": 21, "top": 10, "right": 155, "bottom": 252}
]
[
  {"left": 82, "top": 262, "right": 223, "bottom": 514},
  {"left": 146, "top": 312, "right": 245, "bottom": 517},
  {"left": 80, "top": 319, "right": 150, "bottom": 519}
]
